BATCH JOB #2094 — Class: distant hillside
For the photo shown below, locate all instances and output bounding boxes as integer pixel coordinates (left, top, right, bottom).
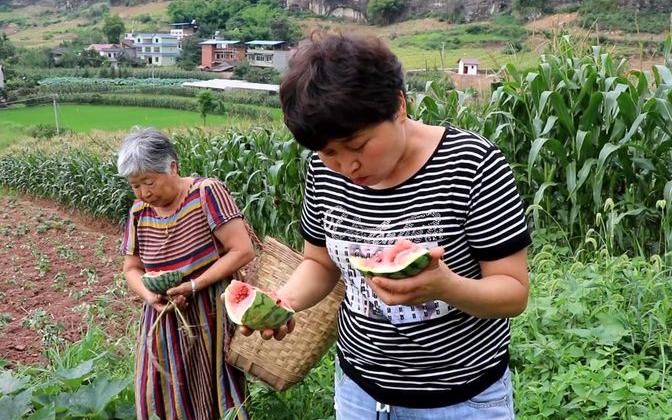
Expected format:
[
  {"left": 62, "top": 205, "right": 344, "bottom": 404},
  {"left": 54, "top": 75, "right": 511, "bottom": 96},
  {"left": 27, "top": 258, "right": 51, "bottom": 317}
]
[
  {"left": 0, "top": 1, "right": 170, "bottom": 47},
  {"left": 287, "top": 0, "right": 672, "bottom": 24},
  {"left": 0, "top": 0, "right": 667, "bottom": 72},
  {"left": 5, "top": 0, "right": 155, "bottom": 8}
]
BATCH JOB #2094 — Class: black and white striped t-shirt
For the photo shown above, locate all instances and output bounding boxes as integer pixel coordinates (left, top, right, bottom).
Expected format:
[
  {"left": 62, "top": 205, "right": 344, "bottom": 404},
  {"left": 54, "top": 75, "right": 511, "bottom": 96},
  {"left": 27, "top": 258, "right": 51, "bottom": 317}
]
[{"left": 300, "top": 125, "right": 531, "bottom": 408}]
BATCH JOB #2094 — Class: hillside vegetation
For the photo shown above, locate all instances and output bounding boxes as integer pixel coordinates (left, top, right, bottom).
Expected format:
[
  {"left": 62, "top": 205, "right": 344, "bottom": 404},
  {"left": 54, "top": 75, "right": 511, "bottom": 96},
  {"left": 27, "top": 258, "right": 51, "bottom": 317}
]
[{"left": 0, "top": 0, "right": 669, "bottom": 71}]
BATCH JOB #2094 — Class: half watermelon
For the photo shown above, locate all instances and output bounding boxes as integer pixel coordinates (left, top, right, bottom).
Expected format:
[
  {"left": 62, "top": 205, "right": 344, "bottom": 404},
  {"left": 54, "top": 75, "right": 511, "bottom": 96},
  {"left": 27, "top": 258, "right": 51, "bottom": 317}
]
[
  {"left": 223, "top": 280, "right": 294, "bottom": 330},
  {"left": 142, "top": 270, "right": 183, "bottom": 294},
  {"left": 349, "top": 239, "right": 431, "bottom": 279}
]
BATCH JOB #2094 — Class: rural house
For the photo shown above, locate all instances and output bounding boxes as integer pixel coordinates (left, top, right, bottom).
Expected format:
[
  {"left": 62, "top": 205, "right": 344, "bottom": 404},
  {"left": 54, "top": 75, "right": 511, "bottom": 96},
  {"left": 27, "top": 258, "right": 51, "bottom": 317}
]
[
  {"left": 245, "top": 40, "right": 291, "bottom": 73},
  {"left": 457, "top": 58, "right": 480, "bottom": 75},
  {"left": 49, "top": 47, "right": 68, "bottom": 65},
  {"left": 120, "top": 39, "right": 137, "bottom": 59},
  {"left": 199, "top": 39, "right": 246, "bottom": 72},
  {"left": 87, "top": 44, "right": 123, "bottom": 61},
  {"left": 124, "top": 33, "right": 181, "bottom": 66},
  {"left": 170, "top": 21, "right": 198, "bottom": 41}
]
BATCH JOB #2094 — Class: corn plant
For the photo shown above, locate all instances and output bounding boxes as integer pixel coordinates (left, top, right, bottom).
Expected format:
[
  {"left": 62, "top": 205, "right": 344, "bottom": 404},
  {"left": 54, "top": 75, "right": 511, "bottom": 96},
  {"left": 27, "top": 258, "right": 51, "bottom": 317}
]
[
  {"left": 408, "top": 35, "right": 672, "bottom": 255},
  {"left": 483, "top": 36, "right": 672, "bottom": 254},
  {"left": 0, "top": 127, "right": 309, "bottom": 249},
  {"left": 2, "top": 35, "right": 672, "bottom": 256},
  {"left": 174, "top": 127, "right": 310, "bottom": 249},
  {"left": 0, "top": 152, "right": 134, "bottom": 225}
]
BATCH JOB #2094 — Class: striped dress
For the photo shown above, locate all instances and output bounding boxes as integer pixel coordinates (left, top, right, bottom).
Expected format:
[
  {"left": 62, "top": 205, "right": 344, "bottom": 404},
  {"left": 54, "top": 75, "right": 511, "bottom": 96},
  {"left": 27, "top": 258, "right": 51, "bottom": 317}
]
[{"left": 121, "top": 177, "right": 248, "bottom": 420}]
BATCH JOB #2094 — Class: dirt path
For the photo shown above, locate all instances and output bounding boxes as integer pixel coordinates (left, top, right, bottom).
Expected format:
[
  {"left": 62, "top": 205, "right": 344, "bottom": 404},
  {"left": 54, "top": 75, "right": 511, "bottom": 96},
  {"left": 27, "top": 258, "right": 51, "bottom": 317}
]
[{"left": 0, "top": 193, "right": 139, "bottom": 367}]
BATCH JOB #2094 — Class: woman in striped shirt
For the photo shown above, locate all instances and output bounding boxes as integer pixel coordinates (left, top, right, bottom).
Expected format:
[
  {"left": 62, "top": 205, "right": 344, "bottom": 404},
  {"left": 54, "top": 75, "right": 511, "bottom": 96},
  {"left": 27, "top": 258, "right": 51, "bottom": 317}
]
[
  {"left": 245, "top": 33, "right": 532, "bottom": 419},
  {"left": 118, "top": 127, "right": 254, "bottom": 420}
]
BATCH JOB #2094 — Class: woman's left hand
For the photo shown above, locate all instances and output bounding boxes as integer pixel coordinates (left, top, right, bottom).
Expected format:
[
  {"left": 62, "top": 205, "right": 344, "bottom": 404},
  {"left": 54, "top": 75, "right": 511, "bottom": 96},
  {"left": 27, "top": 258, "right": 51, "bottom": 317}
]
[{"left": 365, "top": 247, "right": 458, "bottom": 306}]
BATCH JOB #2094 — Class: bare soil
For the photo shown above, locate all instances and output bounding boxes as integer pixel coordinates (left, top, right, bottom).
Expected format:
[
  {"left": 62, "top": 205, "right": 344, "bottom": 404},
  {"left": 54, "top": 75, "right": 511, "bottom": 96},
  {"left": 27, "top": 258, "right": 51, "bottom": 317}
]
[
  {"left": 0, "top": 193, "right": 139, "bottom": 367},
  {"left": 525, "top": 12, "right": 579, "bottom": 32},
  {"left": 299, "top": 17, "right": 453, "bottom": 40}
]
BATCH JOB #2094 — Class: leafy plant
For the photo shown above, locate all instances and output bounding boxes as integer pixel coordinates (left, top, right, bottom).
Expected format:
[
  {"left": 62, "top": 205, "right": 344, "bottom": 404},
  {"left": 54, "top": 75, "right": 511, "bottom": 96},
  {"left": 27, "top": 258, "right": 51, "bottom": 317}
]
[
  {"left": 0, "top": 328, "right": 135, "bottom": 419},
  {"left": 512, "top": 236, "right": 672, "bottom": 417}
]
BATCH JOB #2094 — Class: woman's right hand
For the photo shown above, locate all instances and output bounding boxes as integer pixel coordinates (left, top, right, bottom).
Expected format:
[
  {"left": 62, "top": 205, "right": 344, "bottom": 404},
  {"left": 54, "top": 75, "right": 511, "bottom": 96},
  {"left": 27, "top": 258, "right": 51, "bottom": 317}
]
[{"left": 239, "top": 318, "right": 296, "bottom": 341}]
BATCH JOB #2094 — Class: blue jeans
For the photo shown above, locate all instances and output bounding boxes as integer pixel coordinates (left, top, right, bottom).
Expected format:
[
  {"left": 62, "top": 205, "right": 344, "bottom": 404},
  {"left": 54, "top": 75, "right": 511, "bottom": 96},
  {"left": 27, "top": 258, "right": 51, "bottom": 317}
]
[{"left": 334, "top": 361, "right": 515, "bottom": 420}]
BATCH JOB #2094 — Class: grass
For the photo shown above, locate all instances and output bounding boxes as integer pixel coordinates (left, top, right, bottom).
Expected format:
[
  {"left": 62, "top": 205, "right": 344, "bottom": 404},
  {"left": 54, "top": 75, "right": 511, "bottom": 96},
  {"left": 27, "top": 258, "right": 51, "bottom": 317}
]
[
  {"left": 0, "top": 121, "right": 28, "bottom": 150},
  {"left": 110, "top": 1, "right": 171, "bottom": 19}
]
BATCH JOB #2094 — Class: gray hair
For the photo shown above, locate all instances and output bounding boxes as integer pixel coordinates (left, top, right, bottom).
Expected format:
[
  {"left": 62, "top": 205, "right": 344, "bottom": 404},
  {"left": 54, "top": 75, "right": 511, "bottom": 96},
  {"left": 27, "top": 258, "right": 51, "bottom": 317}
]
[{"left": 117, "top": 127, "right": 178, "bottom": 177}]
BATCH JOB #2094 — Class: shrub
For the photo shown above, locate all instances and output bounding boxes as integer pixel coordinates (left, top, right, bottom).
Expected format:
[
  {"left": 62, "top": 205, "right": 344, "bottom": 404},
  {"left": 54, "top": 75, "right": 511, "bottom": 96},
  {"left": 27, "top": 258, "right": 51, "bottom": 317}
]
[
  {"left": 367, "top": 0, "right": 407, "bottom": 25},
  {"left": 578, "top": 0, "right": 670, "bottom": 33},
  {"left": 465, "top": 24, "right": 487, "bottom": 34},
  {"left": 27, "top": 124, "right": 71, "bottom": 139},
  {"left": 233, "top": 61, "right": 281, "bottom": 84},
  {"left": 406, "top": 70, "right": 454, "bottom": 92}
]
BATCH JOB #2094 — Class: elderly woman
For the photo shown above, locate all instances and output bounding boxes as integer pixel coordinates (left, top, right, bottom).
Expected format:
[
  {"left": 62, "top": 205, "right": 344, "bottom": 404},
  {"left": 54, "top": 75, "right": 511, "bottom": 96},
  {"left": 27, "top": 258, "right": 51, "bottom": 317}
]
[{"left": 117, "top": 127, "right": 255, "bottom": 420}]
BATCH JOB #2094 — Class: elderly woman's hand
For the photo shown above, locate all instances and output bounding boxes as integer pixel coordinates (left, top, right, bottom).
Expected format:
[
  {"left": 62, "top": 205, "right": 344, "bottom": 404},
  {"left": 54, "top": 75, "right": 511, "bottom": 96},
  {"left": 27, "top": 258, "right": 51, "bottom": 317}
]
[
  {"left": 167, "top": 281, "right": 195, "bottom": 301},
  {"left": 146, "top": 293, "right": 171, "bottom": 312},
  {"left": 146, "top": 292, "right": 188, "bottom": 312}
]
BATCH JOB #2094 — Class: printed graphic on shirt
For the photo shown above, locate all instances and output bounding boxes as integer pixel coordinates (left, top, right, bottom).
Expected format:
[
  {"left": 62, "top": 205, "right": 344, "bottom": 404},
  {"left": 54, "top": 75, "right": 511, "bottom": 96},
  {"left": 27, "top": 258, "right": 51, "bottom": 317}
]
[{"left": 323, "top": 205, "right": 449, "bottom": 324}]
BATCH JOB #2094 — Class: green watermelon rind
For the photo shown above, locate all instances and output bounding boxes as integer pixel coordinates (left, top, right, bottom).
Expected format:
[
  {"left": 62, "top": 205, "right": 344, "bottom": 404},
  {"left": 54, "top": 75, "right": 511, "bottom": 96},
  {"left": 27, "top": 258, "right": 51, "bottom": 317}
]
[
  {"left": 224, "top": 283, "right": 294, "bottom": 330},
  {"left": 349, "top": 249, "right": 431, "bottom": 279},
  {"left": 240, "top": 291, "right": 294, "bottom": 330},
  {"left": 142, "top": 270, "right": 183, "bottom": 294}
]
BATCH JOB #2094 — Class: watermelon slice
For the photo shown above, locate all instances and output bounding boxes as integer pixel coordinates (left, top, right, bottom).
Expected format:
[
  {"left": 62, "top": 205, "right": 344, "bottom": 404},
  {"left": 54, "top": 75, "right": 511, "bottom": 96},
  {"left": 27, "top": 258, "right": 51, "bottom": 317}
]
[
  {"left": 349, "top": 239, "right": 431, "bottom": 279},
  {"left": 223, "top": 280, "right": 294, "bottom": 330},
  {"left": 142, "top": 270, "right": 183, "bottom": 294}
]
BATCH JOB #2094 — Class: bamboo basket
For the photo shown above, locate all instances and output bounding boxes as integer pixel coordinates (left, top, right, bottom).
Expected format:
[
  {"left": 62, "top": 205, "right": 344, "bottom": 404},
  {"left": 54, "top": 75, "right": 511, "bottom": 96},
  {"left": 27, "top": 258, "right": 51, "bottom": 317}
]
[{"left": 226, "top": 236, "right": 345, "bottom": 391}]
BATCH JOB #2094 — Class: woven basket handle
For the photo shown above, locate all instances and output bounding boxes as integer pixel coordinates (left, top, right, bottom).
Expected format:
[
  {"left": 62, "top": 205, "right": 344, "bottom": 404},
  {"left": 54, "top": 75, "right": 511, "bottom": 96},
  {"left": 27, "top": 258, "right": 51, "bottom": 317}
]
[
  {"left": 238, "top": 221, "right": 264, "bottom": 284},
  {"left": 196, "top": 180, "right": 263, "bottom": 282},
  {"left": 243, "top": 221, "right": 263, "bottom": 252}
]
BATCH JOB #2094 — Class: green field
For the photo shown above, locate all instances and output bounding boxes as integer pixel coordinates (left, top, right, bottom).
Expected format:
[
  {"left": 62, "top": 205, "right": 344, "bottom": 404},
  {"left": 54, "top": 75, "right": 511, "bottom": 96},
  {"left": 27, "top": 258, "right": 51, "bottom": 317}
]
[
  {"left": 0, "top": 104, "right": 243, "bottom": 131},
  {"left": 0, "top": 104, "right": 258, "bottom": 149},
  {"left": 391, "top": 44, "right": 538, "bottom": 71}
]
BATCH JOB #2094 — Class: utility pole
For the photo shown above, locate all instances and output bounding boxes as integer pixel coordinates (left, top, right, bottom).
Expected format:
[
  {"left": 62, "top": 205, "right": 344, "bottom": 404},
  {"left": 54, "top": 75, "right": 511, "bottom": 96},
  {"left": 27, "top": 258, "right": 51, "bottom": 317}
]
[
  {"left": 52, "top": 94, "right": 60, "bottom": 135},
  {"left": 441, "top": 42, "right": 445, "bottom": 71}
]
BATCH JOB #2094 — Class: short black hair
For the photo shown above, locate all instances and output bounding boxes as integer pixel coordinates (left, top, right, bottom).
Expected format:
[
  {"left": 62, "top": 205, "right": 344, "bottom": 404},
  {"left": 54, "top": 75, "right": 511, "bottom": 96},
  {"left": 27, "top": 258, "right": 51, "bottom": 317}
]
[{"left": 279, "top": 32, "right": 405, "bottom": 151}]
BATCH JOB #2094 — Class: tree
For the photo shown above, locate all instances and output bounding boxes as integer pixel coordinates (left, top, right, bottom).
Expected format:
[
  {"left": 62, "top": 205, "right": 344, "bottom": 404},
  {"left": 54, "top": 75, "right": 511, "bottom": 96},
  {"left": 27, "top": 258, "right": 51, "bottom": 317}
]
[
  {"left": 102, "top": 15, "right": 125, "bottom": 43},
  {"left": 233, "top": 60, "right": 280, "bottom": 84},
  {"left": 16, "top": 47, "right": 50, "bottom": 68},
  {"left": 78, "top": 48, "right": 105, "bottom": 67},
  {"left": 270, "top": 15, "right": 302, "bottom": 43},
  {"left": 0, "top": 33, "right": 17, "bottom": 64},
  {"left": 512, "top": 0, "right": 545, "bottom": 21},
  {"left": 177, "top": 35, "right": 202, "bottom": 70},
  {"left": 117, "top": 50, "right": 143, "bottom": 67},
  {"left": 168, "top": 0, "right": 300, "bottom": 42},
  {"left": 367, "top": 0, "right": 406, "bottom": 25},
  {"left": 197, "top": 89, "right": 217, "bottom": 125}
]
